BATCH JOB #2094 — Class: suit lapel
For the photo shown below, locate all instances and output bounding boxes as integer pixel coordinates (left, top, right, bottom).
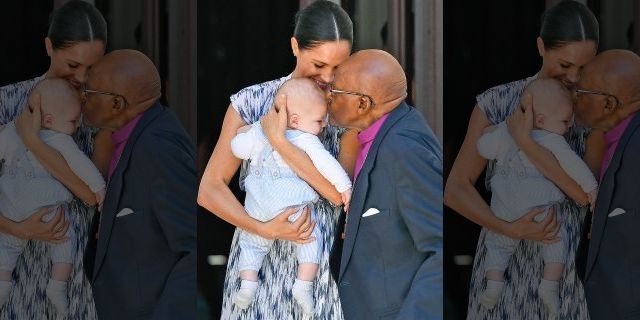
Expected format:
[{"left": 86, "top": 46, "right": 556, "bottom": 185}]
[
  {"left": 338, "top": 103, "right": 411, "bottom": 280},
  {"left": 586, "top": 113, "right": 640, "bottom": 279},
  {"left": 93, "top": 103, "right": 163, "bottom": 280}
]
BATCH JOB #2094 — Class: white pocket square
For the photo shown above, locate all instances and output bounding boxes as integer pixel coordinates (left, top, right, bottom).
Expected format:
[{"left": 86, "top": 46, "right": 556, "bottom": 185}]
[
  {"left": 115, "top": 208, "right": 135, "bottom": 218},
  {"left": 362, "top": 208, "right": 380, "bottom": 217},
  {"left": 608, "top": 208, "right": 626, "bottom": 218}
]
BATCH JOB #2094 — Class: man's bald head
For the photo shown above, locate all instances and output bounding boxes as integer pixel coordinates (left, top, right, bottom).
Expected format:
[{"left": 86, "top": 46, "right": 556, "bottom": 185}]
[
  {"left": 329, "top": 49, "right": 407, "bottom": 129},
  {"left": 575, "top": 49, "right": 640, "bottom": 129},
  {"left": 92, "top": 49, "right": 161, "bottom": 111},
  {"left": 340, "top": 49, "right": 407, "bottom": 109},
  {"left": 83, "top": 50, "right": 161, "bottom": 129}
]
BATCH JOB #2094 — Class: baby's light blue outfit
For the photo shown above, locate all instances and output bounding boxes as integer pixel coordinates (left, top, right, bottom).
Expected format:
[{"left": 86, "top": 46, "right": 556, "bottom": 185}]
[
  {"left": 0, "top": 121, "right": 105, "bottom": 271},
  {"left": 477, "top": 122, "right": 597, "bottom": 271},
  {"left": 231, "top": 122, "right": 351, "bottom": 272}
]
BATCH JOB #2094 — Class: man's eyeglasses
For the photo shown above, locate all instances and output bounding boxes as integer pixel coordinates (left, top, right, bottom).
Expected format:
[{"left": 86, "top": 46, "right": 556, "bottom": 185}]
[
  {"left": 81, "top": 85, "right": 129, "bottom": 107},
  {"left": 329, "top": 88, "right": 376, "bottom": 107},
  {"left": 574, "top": 88, "right": 621, "bottom": 107}
]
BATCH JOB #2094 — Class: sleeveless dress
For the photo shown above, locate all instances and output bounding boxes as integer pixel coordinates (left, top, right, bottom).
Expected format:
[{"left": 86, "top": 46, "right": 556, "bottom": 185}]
[
  {"left": 220, "top": 75, "right": 345, "bottom": 319},
  {"left": 0, "top": 76, "right": 98, "bottom": 320},
  {"left": 466, "top": 76, "right": 590, "bottom": 319}
]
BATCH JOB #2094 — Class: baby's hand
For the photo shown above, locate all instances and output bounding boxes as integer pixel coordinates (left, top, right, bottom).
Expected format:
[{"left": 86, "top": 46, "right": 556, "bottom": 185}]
[
  {"left": 587, "top": 188, "right": 598, "bottom": 212},
  {"left": 96, "top": 188, "right": 106, "bottom": 212},
  {"left": 341, "top": 188, "right": 352, "bottom": 213}
]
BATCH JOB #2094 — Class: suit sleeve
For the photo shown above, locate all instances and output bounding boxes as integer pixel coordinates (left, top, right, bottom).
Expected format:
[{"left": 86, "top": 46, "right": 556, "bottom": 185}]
[
  {"left": 540, "top": 133, "right": 598, "bottom": 192},
  {"left": 388, "top": 131, "right": 443, "bottom": 320},
  {"left": 146, "top": 131, "right": 197, "bottom": 320}
]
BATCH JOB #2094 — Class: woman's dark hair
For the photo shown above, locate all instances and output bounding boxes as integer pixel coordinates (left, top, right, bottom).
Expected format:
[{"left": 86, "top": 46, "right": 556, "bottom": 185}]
[
  {"left": 540, "top": 0, "right": 599, "bottom": 50},
  {"left": 293, "top": 0, "right": 353, "bottom": 50},
  {"left": 48, "top": 0, "right": 107, "bottom": 49}
]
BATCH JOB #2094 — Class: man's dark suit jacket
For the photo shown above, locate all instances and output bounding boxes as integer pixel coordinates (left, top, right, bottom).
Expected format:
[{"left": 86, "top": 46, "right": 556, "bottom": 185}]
[
  {"left": 89, "top": 102, "right": 196, "bottom": 320},
  {"left": 330, "top": 102, "right": 443, "bottom": 319},
  {"left": 584, "top": 113, "right": 640, "bottom": 320}
]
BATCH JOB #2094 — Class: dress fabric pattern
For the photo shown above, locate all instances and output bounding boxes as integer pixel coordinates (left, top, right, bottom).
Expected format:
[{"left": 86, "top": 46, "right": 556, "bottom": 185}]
[
  {"left": 221, "top": 75, "right": 345, "bottom": 319},
  {"left": 467, "top": 76, "right": 590, "bottom": 319},
  {"left": 0, "top": 76, "right": 98, "bottom": 320}
]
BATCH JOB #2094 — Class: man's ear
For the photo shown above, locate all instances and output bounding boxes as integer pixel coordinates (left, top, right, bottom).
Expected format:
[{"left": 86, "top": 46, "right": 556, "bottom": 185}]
[
  {"left": 111, "top": 96, "right": 127, "bottom": 114},
  {"left": 45, "top": 37, "right": 53, "bottom": 57},
  {"left": 356, "top": 96, "right": 373, "bottom": 114},
  {"left": 603, "top": 96, "right": 618, "bottom": 115}
]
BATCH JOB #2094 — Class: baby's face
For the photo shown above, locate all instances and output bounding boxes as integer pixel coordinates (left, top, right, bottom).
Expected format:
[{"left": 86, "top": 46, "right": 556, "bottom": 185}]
[
  {"left": 43, "top": 102, "right": 82, "bottom": 135},
  {"left": 537, "top": 102, "right": 574, "bottom": 135},
  {"left": 289, "top": 99, "right": 328, "bottom": 136}
]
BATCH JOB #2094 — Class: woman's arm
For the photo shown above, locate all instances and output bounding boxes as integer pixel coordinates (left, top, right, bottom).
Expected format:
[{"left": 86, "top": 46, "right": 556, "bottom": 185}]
[
  {"left": 92, "top": 128, "right": 114, "bottom": 178},
  {"left": 507, "top": 97, "right": 589, "bottom": 205},
  {"left": 0, "top": 207, "right": 69, "bottom": 242},
  {"left": 261, "top": 95, "right": 343, "bottom": 205},
  {"left": 197, "top": 105, "right": 316, "bottom": 242},
  {"left": 14, "top": 103, "right": 96, "bottom": 205},
  {"left": 444, "top": 106, "right": 560, "bottom": 241},
  {"left": 337, "top": 129, "right": 360, "bottom": 179}
]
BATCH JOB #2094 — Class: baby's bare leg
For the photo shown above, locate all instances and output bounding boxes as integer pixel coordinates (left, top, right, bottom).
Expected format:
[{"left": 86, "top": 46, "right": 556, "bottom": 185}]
[
  {"left": 539, "top": 263, "right": 565, "bottom": 316},
  {"left": 297, "top": 263, "right": 319, "bottom": 281},
  {"left": 51, "top": 262, "right": 72, "bottom": 281},
  {"left": 543, "top": 262, "right": 564, "bottom": 281}
]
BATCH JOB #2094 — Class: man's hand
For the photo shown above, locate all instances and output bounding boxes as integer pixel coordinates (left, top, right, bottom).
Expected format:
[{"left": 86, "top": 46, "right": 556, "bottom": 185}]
[
  {"left": 504, "top": 206, "right": 560, "bottom": 243},
  {"left": 260, "top": 205, "right": 316, "bottom": 244},
  {"left": 261, "top": 94, "right": 288, "bottom": 148},
  {"left": 13, "top": 206, "right": 69, "bottom": 243}
]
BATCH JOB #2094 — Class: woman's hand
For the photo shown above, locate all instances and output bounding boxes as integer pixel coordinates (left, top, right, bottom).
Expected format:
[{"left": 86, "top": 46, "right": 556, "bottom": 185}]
[
  {"left": 13, "top": 207, "right": 69, "bottom": 243},
  {"left": 504, "top": 206, "right": 560, "bottom": 243},
  {"left": 261, "top": 94, "right": 288, "bottom": 148},
  {"left": 15, "top": 93, "right": 43, "bottom": 146},
  {"left": 507, "top": 91, "right": 534, "bottom": 145},
  {"left": 260, "top": 206, "right": 316, "bottom": 244}
]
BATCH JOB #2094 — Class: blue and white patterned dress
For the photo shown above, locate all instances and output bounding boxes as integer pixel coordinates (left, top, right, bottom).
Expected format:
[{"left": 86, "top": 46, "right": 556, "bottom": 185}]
[
  {"left": 466, "top": 76, "right": 590, "bottom": 319},
  {"left": 220, "top": 75, "right": 345, "bottom": 319},
  {"left": 0, "top": 76, "right": 98, "bottom": 320}
]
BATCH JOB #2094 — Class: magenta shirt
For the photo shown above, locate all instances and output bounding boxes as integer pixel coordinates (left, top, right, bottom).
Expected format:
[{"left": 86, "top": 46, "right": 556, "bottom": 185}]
[
  {"left": 599, "top": 113, "right": 637, "bottom": 181},
  {"left": 353, "top": 113, "right": 390, "bottom": 182},
  {"left": 108, "top": 114, "right": 143, "bottom": 181}
]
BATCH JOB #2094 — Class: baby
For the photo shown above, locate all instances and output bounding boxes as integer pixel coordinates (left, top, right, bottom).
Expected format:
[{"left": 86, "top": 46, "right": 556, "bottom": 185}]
[
  {"left": 230, "top": 78, "right": 352, "bottom": 315},
  {"left": 476, "top": 78, "right": 597, "bottom": 315},
  {"left": 0, "top": 78, "right": 105, "bottom": 318}
]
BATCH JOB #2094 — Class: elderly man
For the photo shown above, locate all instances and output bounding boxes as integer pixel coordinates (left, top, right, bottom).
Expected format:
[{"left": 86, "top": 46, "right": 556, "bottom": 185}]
[
  {"left": 81, "top": 49, "right": 196, "bottom": 319},
  {"left": 575, "top": 49, "right": 640, "bottom": 319},
  {"left": 327, "top": 49, "right": 443, "bottom": 319}
]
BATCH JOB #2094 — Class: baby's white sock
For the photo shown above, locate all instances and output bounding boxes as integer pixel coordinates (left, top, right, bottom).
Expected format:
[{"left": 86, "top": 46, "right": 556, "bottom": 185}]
[
  {"left": 538, "top": 279, "right": 560, "bottom": 316},
  {"left": 0, "top": 280, "right": 12, "bottom": 306},
  {"left": 479, "top": 279, "right": 504, "bottom": 309},
  {"left": 233, "top": 280, "right": 258, "bottom": 310},
  {"left": 46, "top": 279, "right": 68, "bottom": 317},
  {"left": 292, "top": 279, "right": 314, "bottom": 315}
]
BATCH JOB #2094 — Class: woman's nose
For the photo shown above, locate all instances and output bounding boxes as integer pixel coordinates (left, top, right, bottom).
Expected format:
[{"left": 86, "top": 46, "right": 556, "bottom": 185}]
[
  {"left": 319, "top": 70, "right": 333, "bottom": 84},
  {"left": 566, "top": 68, "right": 580, "bottom": 84}
]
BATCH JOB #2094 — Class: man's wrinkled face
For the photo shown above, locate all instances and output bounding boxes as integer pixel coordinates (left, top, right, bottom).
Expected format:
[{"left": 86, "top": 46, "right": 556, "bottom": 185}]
[
  {"left": 573, "top": 65, "right": 613, "bottom": 128},
  {"left": 327, "top": 65, "right": 365, "bottom": 129},
  {"left": 81, "top": 66, "right": 117, "bottom": 128}
]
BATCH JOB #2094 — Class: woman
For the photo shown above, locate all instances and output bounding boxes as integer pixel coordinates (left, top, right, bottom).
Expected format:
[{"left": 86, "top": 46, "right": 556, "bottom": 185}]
[
  {"left": 198, "top": 1, "right": 359, "bottom": 318},
  {"left": 444, "top": 2, "right": 600, "bottom": 319},
  {"left": 0, "top": 1, "right": 109, "bottom": 319}
]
